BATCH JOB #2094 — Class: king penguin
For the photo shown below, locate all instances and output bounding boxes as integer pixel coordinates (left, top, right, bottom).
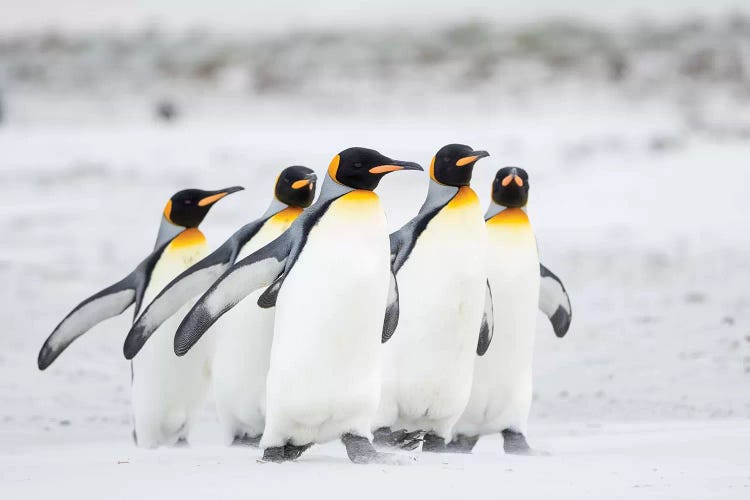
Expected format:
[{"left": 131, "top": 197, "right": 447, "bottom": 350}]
[
  {"left": 171, "top": 147, "right": 422, "bottom": 464},
  {"left": 449, "top": 167, "right": 572, "bottom": 454},
  {"left": 37, "top": 186, "right": 243, "bottom": 447},
  {"left": 124, "top": 166, "right": 317, "bottom": 446},
  {"left": 372, "top": 143, "right": 492, "bottom": 453}
]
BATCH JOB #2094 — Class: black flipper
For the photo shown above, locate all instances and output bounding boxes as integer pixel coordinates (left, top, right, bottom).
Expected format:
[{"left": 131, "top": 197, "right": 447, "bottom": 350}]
[
  {"left": 539, "top": 264, "right": 572, "bottom": 338},
  {"left": 389, "top": 207, "right": 442, "bottom": 274},
  {"left": 381, "top": 270, "right": 399, "bottom": 343},
  {"left": 174, "top": 232, "right": 294, "bottom": 356},
  {"left": 476, "top": 280, "right": 494, "bottom": 356},
  {"left": 124, "top": 219, "right": 267, "bottom": 359},
  {"left": 38, "top": 244, "right": 169, "bottom": 370},
  {"left": 257, "top": 272, "right": 285, "bottom": 309}
]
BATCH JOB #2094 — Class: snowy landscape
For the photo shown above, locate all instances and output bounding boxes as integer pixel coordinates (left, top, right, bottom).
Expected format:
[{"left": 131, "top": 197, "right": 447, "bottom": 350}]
[{"left": 1, "top": 4, "right": 750, "bottom": 498}]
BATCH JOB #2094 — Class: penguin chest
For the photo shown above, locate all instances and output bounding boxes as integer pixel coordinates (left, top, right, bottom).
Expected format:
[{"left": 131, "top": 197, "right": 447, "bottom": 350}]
[
  {"left": 143, "top": 229, "right": 209, "bottom": 306},
  {"left": 212, "top": 211, "right": 301, "bottom": 428},
  {"left": 397, "top": 187, "right": 488, "bottom": 347},
  {"left": 484, "top": 209, "right": 540, "bottom": 369},
  {"left": 268, "top": 191, "right": 390, "bottom": 416}
]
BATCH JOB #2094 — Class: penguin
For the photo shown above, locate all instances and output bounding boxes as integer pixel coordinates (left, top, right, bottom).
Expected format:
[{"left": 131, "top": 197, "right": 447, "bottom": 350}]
[
  {"left": 449, "top": 166, "right": 572, "bottom": 455},
  {"left": 123, "top": 166, "right": 317, "bottom": 446},
  {"left": 37, "top": 186, "right": 243, "bottom": 447},
  {"left": 171, "top": 147, "right": 422, "bottom": 464},
  {"left": 372, "top": 143, "right": 492, "bottom": 453}
]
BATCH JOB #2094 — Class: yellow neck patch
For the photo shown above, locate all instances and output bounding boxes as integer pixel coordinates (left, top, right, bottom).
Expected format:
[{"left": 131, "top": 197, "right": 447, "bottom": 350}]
[
  {"left": 168, "top": 228, "right": 207, "bottom": 250},
  {"left": 341, "top": 189, "right": 378, "bottom": 202},
  {"left": 487, "top": 208, "right": 530, "bottom": 226},
  {"left": 270, "top": 206, "right": 303, "bottom": 226},
  {"left": 446, "top": 186, "right": 480, "bottom": 210}
]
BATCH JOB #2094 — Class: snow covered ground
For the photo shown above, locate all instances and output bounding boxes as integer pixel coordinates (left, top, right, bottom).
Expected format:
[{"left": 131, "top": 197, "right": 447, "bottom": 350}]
[{"left": 1, "top": 15, "right": 750, "bottom": 498}]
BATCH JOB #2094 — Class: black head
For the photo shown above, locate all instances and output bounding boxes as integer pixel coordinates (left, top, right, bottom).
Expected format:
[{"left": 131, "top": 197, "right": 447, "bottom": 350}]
[
  {"left": 328, "top": 147, "right": 423, "bottom": 191},
  {"left": 275, "top": 166, "right": 317, "bottom": 208},
  {"left": 164, "top": 186, "right": 244, "bottom": 228},
  {"left": 491, "top": 167, "right": 529, "bottom": 208},
  {"left": 430, "top": 144, "right": 489, "bottom": 187}
]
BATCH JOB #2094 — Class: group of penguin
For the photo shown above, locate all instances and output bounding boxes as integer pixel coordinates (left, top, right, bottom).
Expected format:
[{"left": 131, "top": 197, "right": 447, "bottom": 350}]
[{"left": 38, "top": 144, "right": 572, "bottom": 465}]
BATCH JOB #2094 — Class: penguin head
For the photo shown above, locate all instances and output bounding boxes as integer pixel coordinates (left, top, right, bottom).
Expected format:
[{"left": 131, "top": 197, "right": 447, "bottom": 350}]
[
  {"left": 430, "top": 144, "right": 490, "bottom": 187},
  {"left": 274, "top": 166, "right": 317, "bottom": 208},
  {"left": 163, "top": 186, "right": 244, "bottom": 228},
  {"left": 328, "top": 147, "right": 423, "bottom": 191},
  {"left": 491, "top": 167, "right": 529, "bottom": 208}
]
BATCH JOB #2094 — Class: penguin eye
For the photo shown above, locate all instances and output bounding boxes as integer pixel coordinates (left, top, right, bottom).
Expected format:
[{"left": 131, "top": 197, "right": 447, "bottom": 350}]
[
  {"left": 353, "top": 162, "right": 363, "bottom": 169},
  {"left": 184, "top": 200, "right": 192, "bottom": 205}
]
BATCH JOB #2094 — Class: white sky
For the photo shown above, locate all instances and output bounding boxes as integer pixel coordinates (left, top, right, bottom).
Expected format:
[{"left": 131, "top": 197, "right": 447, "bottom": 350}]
[{"left": 0, "top": 0, "right": 746, "bottom": 34}]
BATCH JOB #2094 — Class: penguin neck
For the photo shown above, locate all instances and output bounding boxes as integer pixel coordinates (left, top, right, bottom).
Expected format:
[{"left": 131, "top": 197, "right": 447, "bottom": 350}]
[
  {"left": 316, "top": 174, "right": 356, "bottom": 204},
  {"left": 419, "top": 180, "right": 459, "bottom": 214},
  {"left": 261, "top": 197, "right": 292, "bottom": 219},
  {"left": 154, "top": 216, "right": 185, "bottom": 249},
  {"left": 485, "top": 201, "right": 527, "bottom": 220}
]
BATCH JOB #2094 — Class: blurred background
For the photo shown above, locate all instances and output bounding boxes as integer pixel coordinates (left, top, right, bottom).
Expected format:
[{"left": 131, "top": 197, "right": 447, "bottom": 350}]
[{"left": 1, "top": 0, "right": 749, "bottom": 446}]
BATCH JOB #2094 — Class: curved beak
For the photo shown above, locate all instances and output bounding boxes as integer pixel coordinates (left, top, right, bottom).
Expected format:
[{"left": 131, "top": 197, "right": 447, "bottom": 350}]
[
  {"left": 197, "top": 186, "right": 244, "bottom": 207},
  {"left": 291, "top": 172, "right": 318, "bottom": 189},
  {"left": 369, "top": 160, "right": 424, "bottom": 174},
  {"left": 456, "top": 150, "right": 490, "bottom": 167}
]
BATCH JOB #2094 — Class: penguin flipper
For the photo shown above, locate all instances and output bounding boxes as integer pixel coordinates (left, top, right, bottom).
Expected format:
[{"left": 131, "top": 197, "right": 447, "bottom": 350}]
[
  {"left": 124, "top": 221, "right": 265, "bottom": 359},
  {"left": 174, "top": 233, "right": 293, "bottom": 356},
  {"left": 389, "top": 207, "right": 442, "bottom": 273},
  {"left": 257, "top": 272, "right": 284, "bottom": 309},
  {"left": 381, "top": 269, "right": 399, "bottom": 343},
  {"left": 38, "top": 276, "right": 136, "bottom": 370},
  {"left": 477, "top": 280, "right": 494, "bottom": 356},
  {"left": 539, "top": 264, "right": 572, "bottom": 337},
  {"left": 37, "top": 244, "right": 171, "bottom": 370}
]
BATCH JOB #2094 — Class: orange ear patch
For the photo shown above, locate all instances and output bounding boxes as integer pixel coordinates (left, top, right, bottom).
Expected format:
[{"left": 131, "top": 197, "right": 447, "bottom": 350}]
[
  {"left": 163, "top": 199, "right": 173, "bottom": 223},
  {"left": 328, "top": 155, "right": 341, "bottom": 183},
  {"left": 429, "top": 156, "right": 437, "bottom": 182}
]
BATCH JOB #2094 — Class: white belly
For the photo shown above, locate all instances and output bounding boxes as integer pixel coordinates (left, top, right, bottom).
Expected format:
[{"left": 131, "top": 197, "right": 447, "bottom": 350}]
[
  {"left": 261, "top": 191, "right": 391, "bottom": 447},
  {"left": 131, "top": 232, "right": 212, "bottom": 448},
  {"left": 376, "top": 189, "right": 487, "bottom": 439},
  {"left": 454, "top": 210, "right": 540, "bottom": 437},
  {"left": 211, "top": 214, "right": 297, "bottom": 443}
]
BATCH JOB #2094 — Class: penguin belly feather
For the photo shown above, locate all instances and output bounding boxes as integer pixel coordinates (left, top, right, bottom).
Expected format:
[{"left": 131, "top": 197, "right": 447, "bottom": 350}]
[
  {"left": 131, "top": 231, "right": 213, "bottom": 448},
  {"left": 261, "top": 192, "right": 391, "bottom": 448},
  {"left": 376, "top": 192, "right": 487, "bottom": 439},
  {"left": 454, "top": 210, "right": 540, "bottom": 437},
  {"left": 212, "top": 214, "right": 298, "bottom": 444}
]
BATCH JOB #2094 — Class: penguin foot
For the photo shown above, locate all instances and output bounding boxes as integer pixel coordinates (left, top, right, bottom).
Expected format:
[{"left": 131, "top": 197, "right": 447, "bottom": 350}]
[
  {"left": 284, "top": 442, "right": 313, "bottom": 461},
  {"left": 502, "top": 429, "right": 543, "bottom": 455},
  {"left": 262, "top": 446, "right": 289, "bottom": 463},
  {"left": 342, "top": 433, "right": 410, "bottom": 465},
  {"left": 232, "top": 433, "right": 262, "bottom": 447},
  {"left": 421, "top": 433, "right": 447, "bottom": 453},
  {"left": 261, "top": 442, "right": 313, "bottom": 462},
  {"left": 446, "top": 434, "right": 479, "bottom": 454},
  {"left": 373, "top": 427, "right": 424, "bottom": 450},
  {"left": 174, "top": 437, "right": 190, "bottom": 448}
]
